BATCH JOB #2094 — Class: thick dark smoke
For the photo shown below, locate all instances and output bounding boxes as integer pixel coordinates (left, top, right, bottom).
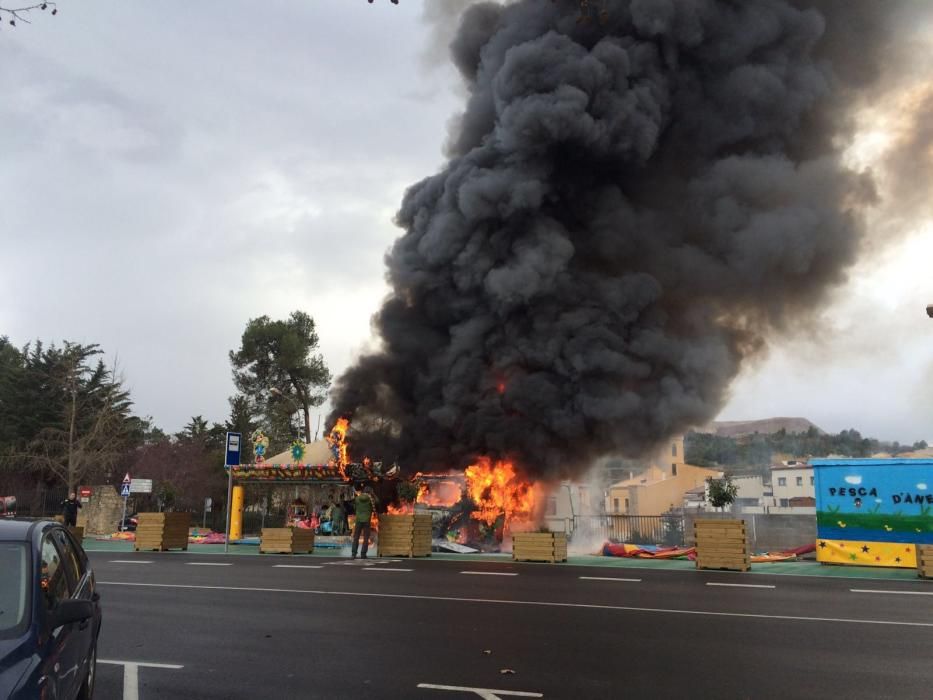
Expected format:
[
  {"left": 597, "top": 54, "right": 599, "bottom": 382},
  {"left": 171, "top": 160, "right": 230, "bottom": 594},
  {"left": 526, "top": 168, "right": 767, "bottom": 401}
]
[{"left": 331, "top": 0, "right": 922, "bottom": 477}]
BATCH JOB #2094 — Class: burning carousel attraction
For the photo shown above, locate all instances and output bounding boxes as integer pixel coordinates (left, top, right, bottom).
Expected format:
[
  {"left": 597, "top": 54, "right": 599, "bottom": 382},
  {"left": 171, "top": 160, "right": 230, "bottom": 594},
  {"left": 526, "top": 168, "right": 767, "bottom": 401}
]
[
  {"left": 327, "top": 0, "right": 912, "bottom": 543},
  {"left": 222, "top": 421, "right": 398, "bottom": 548}
]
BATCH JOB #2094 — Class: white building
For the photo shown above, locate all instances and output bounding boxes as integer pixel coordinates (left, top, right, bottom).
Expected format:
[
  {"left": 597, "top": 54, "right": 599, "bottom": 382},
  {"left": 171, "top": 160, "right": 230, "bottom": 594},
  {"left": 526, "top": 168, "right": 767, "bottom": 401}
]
[
  {"left": 769, "top": 460, "right": 815, "bottom": 507},
  {"left": 543, "top": 482, "right": 596, "bottom": 533},
  {"left": 683, "top": 474, "right": 767, "bottom": 512}
]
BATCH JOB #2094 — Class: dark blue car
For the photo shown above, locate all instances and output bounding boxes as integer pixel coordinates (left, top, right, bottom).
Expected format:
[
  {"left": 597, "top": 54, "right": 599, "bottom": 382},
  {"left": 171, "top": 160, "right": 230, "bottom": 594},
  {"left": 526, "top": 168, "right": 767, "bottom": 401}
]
[{"left": 0, "top": 520, "right": 101, "bottom": 699}]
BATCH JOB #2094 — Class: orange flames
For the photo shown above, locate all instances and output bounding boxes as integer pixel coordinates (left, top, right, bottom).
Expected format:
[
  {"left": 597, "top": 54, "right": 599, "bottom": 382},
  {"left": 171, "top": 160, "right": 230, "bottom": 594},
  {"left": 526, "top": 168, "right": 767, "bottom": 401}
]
[
  {"left": 388, "top": 474, "right": 463, "bottom": 514},
  {"left": 417, "top": 478, "right": 462, "bottom": 507},
  {"left": 464, "top": 458, "right": 534, "bottom": 527},
  {"left": 326, "top": 417, "right": 350, "bottom": 477}
]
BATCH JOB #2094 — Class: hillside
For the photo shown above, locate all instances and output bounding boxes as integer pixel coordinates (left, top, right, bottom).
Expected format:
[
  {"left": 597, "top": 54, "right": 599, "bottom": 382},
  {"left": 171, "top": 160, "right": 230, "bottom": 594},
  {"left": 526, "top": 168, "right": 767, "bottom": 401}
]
[{"left": 707, "top": 417, "right": 824, "bottom": 438}]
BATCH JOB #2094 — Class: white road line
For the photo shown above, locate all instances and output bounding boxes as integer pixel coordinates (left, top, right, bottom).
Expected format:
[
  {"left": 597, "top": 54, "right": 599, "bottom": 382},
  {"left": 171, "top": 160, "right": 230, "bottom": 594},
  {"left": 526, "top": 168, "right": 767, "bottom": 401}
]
[
  {"left": 185, "top": 562, "right": 232, "bottom": 566},
  {"left": 579, "top": 576, "right": 641, "bottom": 582},
  {"left": 706, "top": 582, "right": 775, "bottom": 589},
  {"left": 124, "top": 663, "right": 138, "bottom": 700},
  {"left": 417, "top": 682, "right": 542, "bottom": 698},
  {"left": 98, "top": 660, "right": 184, "bottom": 700},
  {"left": 850, "top": 589, "right": 933, "bottom": 596},
  {"left": 363, "top": 567, "right": 413, "bottom": 572},
  {"left": 99, "top": 660, "right": 185, "bottom": 669},
  {"left": 273, "top": 564, "right": 324, "bottom": 569},
  {"left": 109, "top": 560, "right": 153, "bottom": 564},
  {"left": 460, "top": 571, "right": 518, "bottom": 576},
  {"left": 97, "top": 581, "right": 933, "bottom": 628}
]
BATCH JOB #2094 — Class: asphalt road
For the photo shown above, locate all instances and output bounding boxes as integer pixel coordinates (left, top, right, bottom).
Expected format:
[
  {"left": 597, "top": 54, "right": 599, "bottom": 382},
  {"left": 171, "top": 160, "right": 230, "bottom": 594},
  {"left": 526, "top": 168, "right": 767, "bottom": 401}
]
[{"left": 87, "top": 552, "right": 933, "bottom": 699}]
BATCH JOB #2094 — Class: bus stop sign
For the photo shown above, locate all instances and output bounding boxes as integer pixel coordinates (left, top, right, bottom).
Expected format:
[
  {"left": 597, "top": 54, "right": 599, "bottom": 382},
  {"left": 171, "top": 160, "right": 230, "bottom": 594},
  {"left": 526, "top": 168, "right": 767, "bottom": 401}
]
[{"left": 226, "top": 432, "right": 242, "bottom": 466}]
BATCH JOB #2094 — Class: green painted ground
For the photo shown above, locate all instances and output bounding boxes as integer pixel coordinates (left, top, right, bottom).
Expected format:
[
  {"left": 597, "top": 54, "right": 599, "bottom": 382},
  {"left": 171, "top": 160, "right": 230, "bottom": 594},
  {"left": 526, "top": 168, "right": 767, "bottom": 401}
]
[
  {"left": 81, "top": 538, "right": 928, "bottom": 581},
  {"left": 817, "top": 510, "right": 933, "bottom": 534}
]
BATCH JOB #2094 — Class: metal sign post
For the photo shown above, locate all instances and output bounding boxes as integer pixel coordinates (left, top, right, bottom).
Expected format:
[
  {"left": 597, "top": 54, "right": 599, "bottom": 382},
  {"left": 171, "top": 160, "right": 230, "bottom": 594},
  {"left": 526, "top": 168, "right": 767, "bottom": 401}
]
[
  {"left": 119, "top": 473, "right": 131, "bottom": 531},
  {"left": 224, "top": 432, "right": 241, "bottom": 553}
]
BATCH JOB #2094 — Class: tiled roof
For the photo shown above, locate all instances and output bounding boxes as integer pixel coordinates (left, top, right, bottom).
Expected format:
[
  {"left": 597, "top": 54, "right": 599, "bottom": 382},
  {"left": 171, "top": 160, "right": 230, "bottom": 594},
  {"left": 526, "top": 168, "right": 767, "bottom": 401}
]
[{"left": 770, "top": 462, "right": 811, "bottom": 470}]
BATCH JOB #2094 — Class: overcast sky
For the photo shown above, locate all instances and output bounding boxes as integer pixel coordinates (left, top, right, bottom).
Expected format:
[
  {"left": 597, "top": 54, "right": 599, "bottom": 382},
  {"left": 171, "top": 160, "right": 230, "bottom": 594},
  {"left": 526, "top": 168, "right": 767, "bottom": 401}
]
[{"left": 2, "top": 1, "right": 931, "bottom": 445}]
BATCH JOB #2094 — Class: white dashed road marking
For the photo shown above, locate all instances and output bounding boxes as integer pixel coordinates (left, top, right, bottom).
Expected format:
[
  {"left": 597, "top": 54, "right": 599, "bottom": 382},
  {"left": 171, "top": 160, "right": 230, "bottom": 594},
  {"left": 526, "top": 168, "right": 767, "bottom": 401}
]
[
  {"left": 460, "top": 571, "right": 518, "bottom": 576},
  {"left": 273, "top": 564, "right": 324, "bottom": 569},
  {"left": 417, "top": 683, "right": 542, "bottom": 698},
  {"left": 327, "top": 558, "right": 404, "bottom": 566},
  {"left": 185, "top": 562, "right": 232, "bottom": 566},
  {"left": 850, "top": 589, "right": 933, "bottom": 596},
  {"left": 706, "top": 582, "right": 775, "bottom": 589},
  {"left": 109, "top": 560, "right": 153, "bottom": 564},
  {"left": 579, "top": 576, "right": 641, "bottom": 582},
  {"left": 363, "top": 567, "right": 413, "bottom": 572}
]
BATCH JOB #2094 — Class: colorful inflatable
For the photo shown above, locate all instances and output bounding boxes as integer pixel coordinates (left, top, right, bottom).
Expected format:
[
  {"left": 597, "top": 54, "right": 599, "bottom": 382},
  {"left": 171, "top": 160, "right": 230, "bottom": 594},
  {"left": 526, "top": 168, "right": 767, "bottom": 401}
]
[
  {"left": 602, "top": 542, "right": 816, "bottom": 562},
  {"left": 602, "top": 543, "right": 696, "bottom": 559}
]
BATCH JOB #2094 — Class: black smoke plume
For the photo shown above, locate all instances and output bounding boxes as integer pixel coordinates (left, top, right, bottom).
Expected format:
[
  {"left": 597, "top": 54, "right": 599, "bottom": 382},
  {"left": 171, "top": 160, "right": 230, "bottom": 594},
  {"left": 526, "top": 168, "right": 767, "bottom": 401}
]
[{"left": 331, "top": 0, "right": 920, "bottom": 477}]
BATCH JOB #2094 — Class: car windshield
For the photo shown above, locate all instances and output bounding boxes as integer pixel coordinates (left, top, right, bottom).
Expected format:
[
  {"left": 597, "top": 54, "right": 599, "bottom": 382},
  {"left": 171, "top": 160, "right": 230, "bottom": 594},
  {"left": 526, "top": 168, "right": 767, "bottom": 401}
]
[{"left": 0, "top": 542, "right": 29, "bottom": 637}]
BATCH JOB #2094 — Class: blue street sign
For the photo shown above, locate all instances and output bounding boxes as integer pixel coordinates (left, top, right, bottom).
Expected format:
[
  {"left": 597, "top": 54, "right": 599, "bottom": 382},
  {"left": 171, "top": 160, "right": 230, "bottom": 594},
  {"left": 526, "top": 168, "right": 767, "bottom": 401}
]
[
  {"left": 120, "top": 483, "right": 131, "bottom": 498},
  {"left": 225, "top": 432, "right": 242, "bottom": 467}
]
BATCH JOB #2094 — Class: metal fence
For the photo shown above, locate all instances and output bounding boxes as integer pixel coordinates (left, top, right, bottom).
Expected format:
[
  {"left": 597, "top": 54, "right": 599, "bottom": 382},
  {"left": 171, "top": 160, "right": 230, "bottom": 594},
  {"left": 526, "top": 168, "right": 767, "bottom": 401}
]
[
  {"left": 4, "top": 487, "right": 69, "bottom": 519},
  {"left": 571, "top": 514, "right": 686, "bottom": 546}
]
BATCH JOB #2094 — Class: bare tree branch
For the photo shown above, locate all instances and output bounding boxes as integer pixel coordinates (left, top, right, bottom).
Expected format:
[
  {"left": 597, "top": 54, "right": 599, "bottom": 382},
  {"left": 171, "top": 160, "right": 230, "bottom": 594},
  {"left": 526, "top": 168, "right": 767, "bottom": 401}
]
[{"left": 0, "top": 2, "right": 57, "bottom": 26}]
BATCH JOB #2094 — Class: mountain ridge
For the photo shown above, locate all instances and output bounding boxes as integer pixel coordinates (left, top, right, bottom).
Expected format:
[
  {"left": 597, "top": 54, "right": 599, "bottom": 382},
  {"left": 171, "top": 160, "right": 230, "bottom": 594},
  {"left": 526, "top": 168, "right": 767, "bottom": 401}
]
[{"left": 705, "top": 417, "right": 824, "bottom": 438}]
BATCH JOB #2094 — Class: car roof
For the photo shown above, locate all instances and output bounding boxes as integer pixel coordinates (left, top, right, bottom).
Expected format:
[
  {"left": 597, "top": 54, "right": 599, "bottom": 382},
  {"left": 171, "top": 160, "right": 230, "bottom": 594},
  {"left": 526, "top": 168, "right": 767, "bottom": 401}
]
[{"left": 0, "top": 519, "right": 56, "bottom": 542}]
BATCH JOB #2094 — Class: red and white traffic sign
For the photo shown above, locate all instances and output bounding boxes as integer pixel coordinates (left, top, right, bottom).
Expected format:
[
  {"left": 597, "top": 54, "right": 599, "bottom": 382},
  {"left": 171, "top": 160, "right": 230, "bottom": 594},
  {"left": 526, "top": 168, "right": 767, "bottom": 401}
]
[{"left": 122, "top": 473, "right": 131, "bottom": 485}]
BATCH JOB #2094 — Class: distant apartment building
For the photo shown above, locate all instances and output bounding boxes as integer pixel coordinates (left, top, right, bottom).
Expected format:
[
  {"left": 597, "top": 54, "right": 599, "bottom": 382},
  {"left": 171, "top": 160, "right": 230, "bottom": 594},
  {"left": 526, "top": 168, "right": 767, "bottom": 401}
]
[
  {"left": 769, "top": 460, "right": 815, "bottom": 507},
  {"left": 605, "top": 436, "right": 720, "bottom": 516},
  {"left": 732, "top": 475, "right": 767, "bottom": 507},
  {"left": 683, "top": 474, "right": 767, "bottom": 512},
  {"left": 679, "top": 461, "right": 815, "bottom": 514}
]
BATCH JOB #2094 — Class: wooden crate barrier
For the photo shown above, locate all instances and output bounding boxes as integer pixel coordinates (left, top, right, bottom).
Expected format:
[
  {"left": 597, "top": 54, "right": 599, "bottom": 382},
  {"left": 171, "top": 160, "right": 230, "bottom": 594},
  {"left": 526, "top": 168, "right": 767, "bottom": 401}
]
[
  {"left": 135, "top": 512, "right": 190, "bottom": 552},
  {"left": 918, "top": 545, "right": 933, "bottom": 580},
  {"left": 377, "top": 514, "right": 432, "bottom": 557},
  {"left": 512, "top": 532, "right": 568, "bottom": 563},
  {"left": 67, "top": 526, "right": 84, "bottom": 542},
  {"left": 694, "top": 519, "right": 750, "bottom": 572},
  {"left": 260, "top": 527, "right": 315, "bottom": 554}
]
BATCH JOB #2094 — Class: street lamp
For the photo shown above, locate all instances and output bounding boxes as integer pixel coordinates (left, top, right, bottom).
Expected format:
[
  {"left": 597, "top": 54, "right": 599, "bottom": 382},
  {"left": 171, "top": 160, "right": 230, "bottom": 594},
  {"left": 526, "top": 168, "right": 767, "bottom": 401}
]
[{"left": 269, "top": 388, "right": 308, "bottom": 442}]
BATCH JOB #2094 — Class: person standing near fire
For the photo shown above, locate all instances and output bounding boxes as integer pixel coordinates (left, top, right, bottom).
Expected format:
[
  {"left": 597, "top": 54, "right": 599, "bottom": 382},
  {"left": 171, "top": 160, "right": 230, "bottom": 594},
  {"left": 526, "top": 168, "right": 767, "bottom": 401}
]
[
  {"left": 351, "top": 485, "right": 377, "bottom": 559},
  {"left": 61, "top": 492, "right": 81, "bottom": 527},
  {"left": 330, "top": 499, "right": 344, "bottom": 536}
]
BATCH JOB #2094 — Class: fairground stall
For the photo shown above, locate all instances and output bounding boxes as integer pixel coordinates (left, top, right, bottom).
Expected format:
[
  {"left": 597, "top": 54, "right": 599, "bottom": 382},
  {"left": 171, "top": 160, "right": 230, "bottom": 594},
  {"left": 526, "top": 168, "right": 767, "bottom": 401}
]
[
  {"left": 222, "top": 423, "right": 393, "bottom": 551},
  {"left": 812, "top": 458, "right": 933, "bottom": 568}
]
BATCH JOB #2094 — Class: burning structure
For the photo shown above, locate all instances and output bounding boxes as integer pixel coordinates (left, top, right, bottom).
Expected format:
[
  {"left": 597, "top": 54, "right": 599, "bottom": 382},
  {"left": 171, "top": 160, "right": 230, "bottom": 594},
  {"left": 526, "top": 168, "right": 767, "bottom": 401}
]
[
  {"left": 330, "top": 1, "right": 927, "bottom": 535},
  {"left": 385, "top": 466, "right": 522, "bottom": 548}
]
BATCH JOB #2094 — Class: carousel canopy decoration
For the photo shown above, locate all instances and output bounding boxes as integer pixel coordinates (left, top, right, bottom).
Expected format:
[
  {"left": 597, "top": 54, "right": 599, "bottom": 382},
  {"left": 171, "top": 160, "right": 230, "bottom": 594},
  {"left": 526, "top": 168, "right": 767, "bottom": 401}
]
[
  {"left": 226, "top": 420, "right": 395, "bottom": 484},
  {"left": 290, "top": 439, "right": 306, "bottom": 463},
  {"left": 226, "top": 462, "right": 386, "bottom": 483},
  {"left": 252, "top": 429, "right": 270, "bottom": 463}
]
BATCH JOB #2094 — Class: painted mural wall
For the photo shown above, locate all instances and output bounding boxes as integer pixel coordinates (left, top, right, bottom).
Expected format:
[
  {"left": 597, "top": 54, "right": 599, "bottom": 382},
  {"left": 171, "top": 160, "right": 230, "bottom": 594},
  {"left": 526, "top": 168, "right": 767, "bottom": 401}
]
[{"left": 813, "top": 459, "right": 933, "bottom": 568}]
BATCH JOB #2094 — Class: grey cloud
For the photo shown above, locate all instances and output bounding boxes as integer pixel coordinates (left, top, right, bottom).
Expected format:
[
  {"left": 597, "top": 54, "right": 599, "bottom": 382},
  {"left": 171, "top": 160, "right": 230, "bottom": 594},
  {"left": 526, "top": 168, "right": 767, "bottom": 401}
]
[
  {"left": 331, "top": 0, "right": 930, "bottom": 478},
  {"left": 1, "top": 0, "right": 459, "bottom": 433}
]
